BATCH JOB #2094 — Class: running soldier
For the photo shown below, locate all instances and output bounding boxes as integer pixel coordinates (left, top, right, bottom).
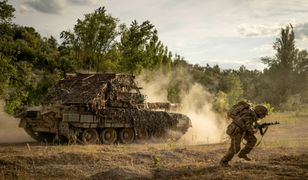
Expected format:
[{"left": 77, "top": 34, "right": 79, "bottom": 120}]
[{"left": 220, "top": 102, "right": 268, "bottom": 167}]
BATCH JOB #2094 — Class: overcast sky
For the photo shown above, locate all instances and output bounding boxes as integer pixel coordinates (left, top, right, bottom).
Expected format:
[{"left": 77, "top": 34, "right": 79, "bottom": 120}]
[{"left": 8, "top": 0, "right": 308, "bottom": 70}]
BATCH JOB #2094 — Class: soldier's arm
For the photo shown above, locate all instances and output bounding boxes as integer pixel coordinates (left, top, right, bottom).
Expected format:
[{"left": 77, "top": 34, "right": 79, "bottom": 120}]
[
  {"left": 254, "top": 121, "right": 261, "bottom": 128},
  {"left": 254, "top": 121, "right": 264, "bottom": 135},
  {"left": 240, "top": 114, "right": 255, "bottom": 133}
]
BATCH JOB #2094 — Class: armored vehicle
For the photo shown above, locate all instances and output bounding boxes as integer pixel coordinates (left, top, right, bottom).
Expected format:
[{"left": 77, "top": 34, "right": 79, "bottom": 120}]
[{"left": 18, "top": 73, "right": 191, "bottom": 144}]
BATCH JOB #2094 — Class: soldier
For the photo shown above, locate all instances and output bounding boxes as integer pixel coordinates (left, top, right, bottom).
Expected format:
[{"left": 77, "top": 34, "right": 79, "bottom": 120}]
[{"left": 220, "top": 104, "right": 268, "bottom": 167}]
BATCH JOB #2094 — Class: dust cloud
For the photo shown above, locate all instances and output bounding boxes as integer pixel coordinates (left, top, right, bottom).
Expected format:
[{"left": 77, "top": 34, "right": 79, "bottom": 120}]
[
  {"left": 136, "top": 70, "right": 170, "bottom": 102},
  {"left": 0, "top": 100, "right": 32, "bottom": 143},
  {"left": 137, "top": 70, "right": 227, "bottom": 145},
  {"left": 178, "top": 84, "right": 226, "bottom": 144}
]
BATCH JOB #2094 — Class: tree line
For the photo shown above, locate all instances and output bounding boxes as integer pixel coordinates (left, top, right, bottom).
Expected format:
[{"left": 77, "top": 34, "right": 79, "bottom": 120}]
[{"left": 0, "top": 1, "right": 307, "bottom": 114}]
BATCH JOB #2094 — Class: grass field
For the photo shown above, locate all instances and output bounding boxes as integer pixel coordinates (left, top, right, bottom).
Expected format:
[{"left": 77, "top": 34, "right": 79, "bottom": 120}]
[{"left": 0, "top": 112, "right": 307, "bottom": 179}]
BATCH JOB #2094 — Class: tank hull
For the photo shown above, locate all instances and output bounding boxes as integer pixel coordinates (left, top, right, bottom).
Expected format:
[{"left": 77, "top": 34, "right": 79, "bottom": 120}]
[{"left": 19, "top": 107, "right": 191, "bottom": 144}]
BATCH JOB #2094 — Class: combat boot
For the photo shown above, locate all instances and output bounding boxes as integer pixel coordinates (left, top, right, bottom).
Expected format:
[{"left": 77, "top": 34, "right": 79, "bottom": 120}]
[
  {"left": 238, "top": 154, "right": 252, "bottom": 161},
  {"left": 219, "top": 160, "right": 231, "bottom": 168}
]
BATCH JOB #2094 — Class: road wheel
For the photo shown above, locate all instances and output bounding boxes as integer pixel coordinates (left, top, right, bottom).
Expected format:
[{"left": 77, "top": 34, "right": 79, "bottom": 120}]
[
  {"left": 119, "top": 128, "right": 135, "bottom": 144},
  {"left": 100, "top": 128, "right": 117, "bottom": 144},
  {"left": 81, "top": 129, "right": 98, "bottom": 144}
]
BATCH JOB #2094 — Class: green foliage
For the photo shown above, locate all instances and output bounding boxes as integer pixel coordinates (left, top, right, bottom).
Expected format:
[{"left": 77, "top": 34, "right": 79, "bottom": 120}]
[
  {"left": 262, "top": 102, "right": 274, "bottom": 114},
  {"left": 237, "top": 65, "right": 260, "bottom": 100},
  {"left": 61, "top": 7, "right": 119, "bottom": 71},
  {"left": 167, "top": 85, "right": 181, "bottom": 103},
  {"left": 118, "top": 20, "right": 170, "bottom": 74},
  {"left": 260, "top": 24, "right": 308, "bottom": 108},
  {"left": 0, "top": 0, "right": 14, "bottom": 23},
  {"left": 190, "top": 64, "right": 221, "bottom": 92},
  {"left": 152, "top": 154, "right": 161, "bottom": 168},
  {"left": 4, "top": 61, "right": 33, "bottom": 114},
  {"left": 5, "top": 97, "right": 22, "bottom": 114},
  {"left": 219, "top": 72, "right": 243, "bottom": 106},
  {"left": 212, "top": 91, "right": 229, "bottom": 113},
  {"left": 0, "top": 1, "right": 307, "bottom": 114},
  {"left": 0, "top": 54, "right": 13, "bottom": 97},
  {"left": 0, "top": 1, "right": 66, "bottom": 113}
]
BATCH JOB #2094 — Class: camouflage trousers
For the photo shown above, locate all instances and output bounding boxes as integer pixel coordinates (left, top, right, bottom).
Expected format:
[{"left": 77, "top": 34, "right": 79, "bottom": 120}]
[{"left": 221, "top": 131, "right": 257, "bottom": 163}]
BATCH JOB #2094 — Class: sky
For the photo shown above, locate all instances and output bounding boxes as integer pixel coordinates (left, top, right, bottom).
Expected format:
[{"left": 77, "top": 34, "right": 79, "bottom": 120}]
[{"left": 8, "top": 0, "right": 308, "bottom": 70}]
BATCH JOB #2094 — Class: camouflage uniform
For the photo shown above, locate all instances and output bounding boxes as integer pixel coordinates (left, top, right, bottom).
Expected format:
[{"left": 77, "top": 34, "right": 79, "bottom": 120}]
[{"left": 221, "top": 108, "right": 258, "bottom": 164}]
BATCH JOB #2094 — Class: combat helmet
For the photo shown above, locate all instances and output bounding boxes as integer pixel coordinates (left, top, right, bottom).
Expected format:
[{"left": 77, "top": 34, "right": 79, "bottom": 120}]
[{"left": 254, "top": 105, "right": 268, "bottom": 117}]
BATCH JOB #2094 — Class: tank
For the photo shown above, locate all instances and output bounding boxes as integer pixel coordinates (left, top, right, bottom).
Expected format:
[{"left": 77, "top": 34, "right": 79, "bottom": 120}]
[{"left": 17, "top": 73, "right": 192, "bottom": 144}]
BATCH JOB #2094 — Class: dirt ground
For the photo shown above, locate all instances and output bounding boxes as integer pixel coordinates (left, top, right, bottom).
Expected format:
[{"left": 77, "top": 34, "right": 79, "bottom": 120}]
[{"left": 0, "top": 112, "right": 308, "bottom": 179}]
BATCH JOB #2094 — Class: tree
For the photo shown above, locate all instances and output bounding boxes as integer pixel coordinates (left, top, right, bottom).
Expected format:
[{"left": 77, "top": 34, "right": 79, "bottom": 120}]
[
  {"left": 190, "top": 64, "right": 221, "bottom": 93},
  {"left": 0, "top": 1, "right": 65, "bottom": 113},
  {"left": 61, "top": 7, "right": 119, "bottom": 71},
  {"left": 0, "top": 0, "right": 14, "bottom": 23},
  {"left": 143, "top": 31, "right": 172, "bottom": 72},
  {"left": 294, "top": 49, "right": 308, "bottom": 103},
  {"left": 219, "top": 72, "right": 243, "bottom": 106},
  {"left": 118, "top": 20, "right": 156, "bottom": 74},
  {"left": 237, "top": 65, "right": 260, "bottom": 101},
  {"left": 260, "top": 24, "right": 305, "bottom": 107}
]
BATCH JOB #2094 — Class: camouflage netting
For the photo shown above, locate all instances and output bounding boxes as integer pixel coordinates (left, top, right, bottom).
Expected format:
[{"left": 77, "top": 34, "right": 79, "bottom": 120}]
[
  {"left": 130, "top": 110, "right": 179, "bottom": 137},
  {"left": 43, "top": 73, "right": 142, "bottom": 111},
  {"left": 98, "top": 108, "right": 179, "bottom": 137},
  {"left": 44, "top": 74, "right": 114, "bottom": 105}
]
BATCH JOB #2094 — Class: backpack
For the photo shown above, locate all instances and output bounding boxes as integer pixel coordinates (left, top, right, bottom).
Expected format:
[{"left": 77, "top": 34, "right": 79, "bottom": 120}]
[{"left": 227, "top": 101, "right": 250, "bottom": 120}]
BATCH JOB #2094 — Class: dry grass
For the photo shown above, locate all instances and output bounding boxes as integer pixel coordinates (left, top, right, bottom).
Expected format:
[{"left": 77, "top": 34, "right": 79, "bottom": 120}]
[{"left": 0, "top": 112, "right": 308, "bottom": 179}]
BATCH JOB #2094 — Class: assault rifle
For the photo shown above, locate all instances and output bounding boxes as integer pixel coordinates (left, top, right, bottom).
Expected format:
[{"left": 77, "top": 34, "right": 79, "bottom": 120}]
[{"left": 255, "top": 121, "right": 280, "bottom": 135}]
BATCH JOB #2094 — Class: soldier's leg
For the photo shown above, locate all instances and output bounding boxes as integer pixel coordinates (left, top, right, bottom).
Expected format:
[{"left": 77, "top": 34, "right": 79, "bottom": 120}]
[
  {"left": 238, "top": 132, "right": 257, "bottom": 156},
  {"left": 220, "top": 133, "right": 242, "bottom": 164}
]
